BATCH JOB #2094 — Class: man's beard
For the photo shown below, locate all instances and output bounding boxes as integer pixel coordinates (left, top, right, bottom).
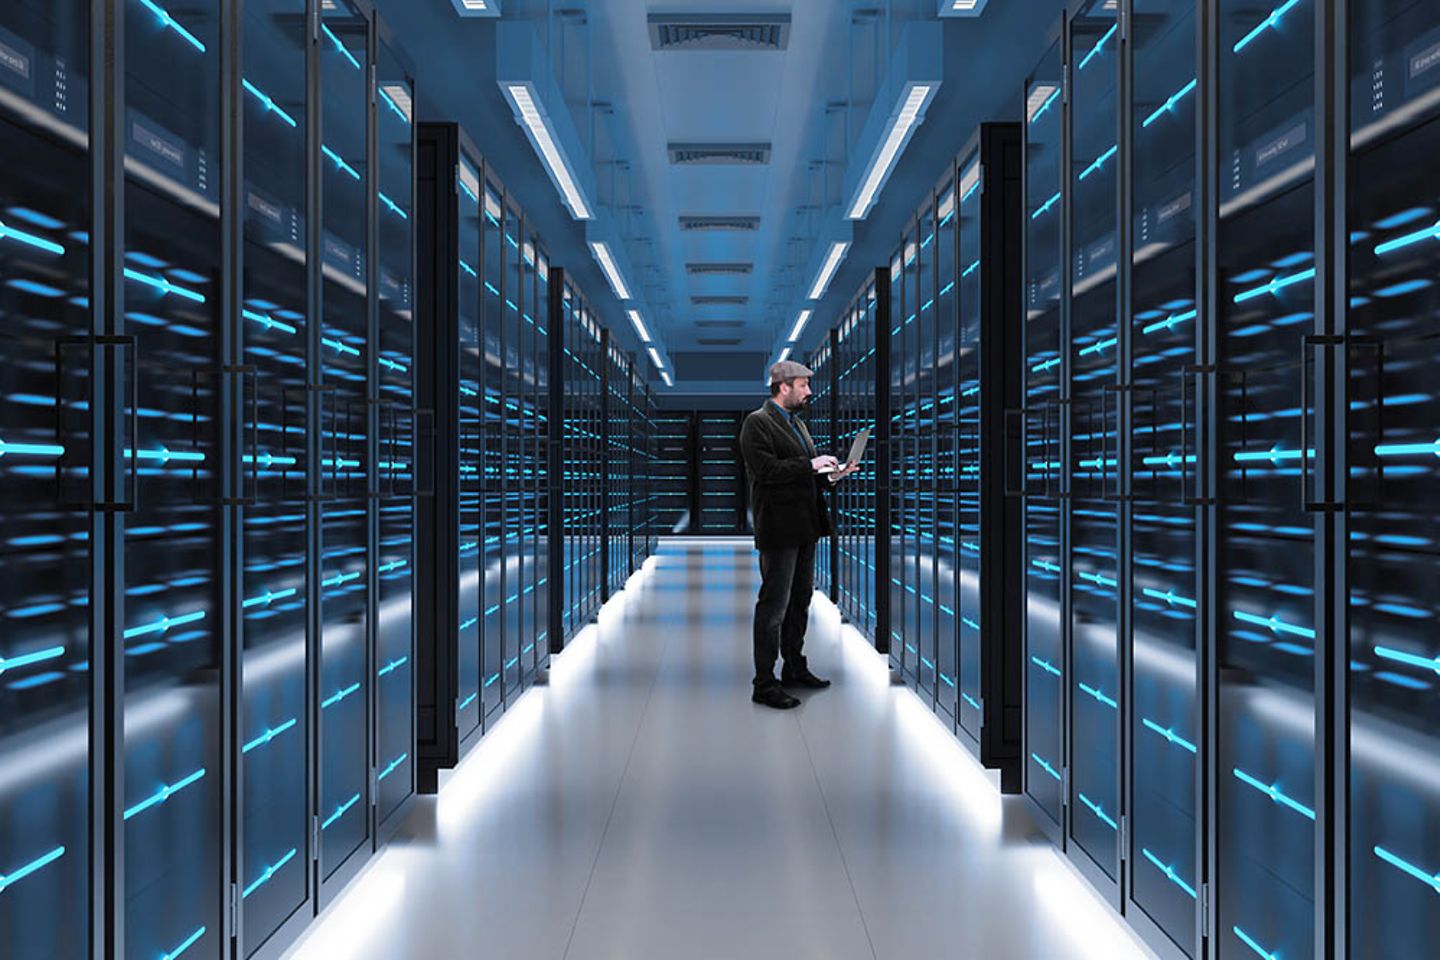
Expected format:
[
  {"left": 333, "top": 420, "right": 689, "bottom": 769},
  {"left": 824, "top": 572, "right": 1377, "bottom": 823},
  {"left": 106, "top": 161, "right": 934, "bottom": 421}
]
[{"left": 784, "top": 395, "right": 808, "bottom": 413}]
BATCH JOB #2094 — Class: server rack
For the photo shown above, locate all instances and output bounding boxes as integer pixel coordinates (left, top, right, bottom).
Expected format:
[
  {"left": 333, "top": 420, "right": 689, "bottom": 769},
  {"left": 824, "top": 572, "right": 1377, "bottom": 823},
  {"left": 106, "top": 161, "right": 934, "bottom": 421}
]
[
  {"left": 888, "top": 245, "right": 913, "bottom": 679},
  {"left": 808, "top": 333, "right": 836, "bottom": 597},
  {"left": 695, "top": 411, "right": 748, "bottom": 535},
  {"left": 651, "top": 413, "right": 692, "bottom": 534}
]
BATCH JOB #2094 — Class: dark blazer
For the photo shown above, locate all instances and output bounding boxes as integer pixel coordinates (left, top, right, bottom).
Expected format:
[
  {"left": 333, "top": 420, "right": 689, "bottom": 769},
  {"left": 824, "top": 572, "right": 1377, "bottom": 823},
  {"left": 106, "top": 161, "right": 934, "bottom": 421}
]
[{"left": 739, "top": 401, "right": 834, "bottom": 551}]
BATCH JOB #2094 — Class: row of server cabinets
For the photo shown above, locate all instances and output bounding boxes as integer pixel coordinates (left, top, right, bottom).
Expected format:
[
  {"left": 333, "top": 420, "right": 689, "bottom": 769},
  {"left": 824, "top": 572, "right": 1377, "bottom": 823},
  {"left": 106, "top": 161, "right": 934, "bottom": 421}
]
[
  {"left": 811, "top": 0, "right": 1440, "bottom": 956},
  {"left": 0, "top": 5, "right": 660, "bottom": 960},
  {"left": 642, "top": 410, "right": 751, "bottom": 536}
]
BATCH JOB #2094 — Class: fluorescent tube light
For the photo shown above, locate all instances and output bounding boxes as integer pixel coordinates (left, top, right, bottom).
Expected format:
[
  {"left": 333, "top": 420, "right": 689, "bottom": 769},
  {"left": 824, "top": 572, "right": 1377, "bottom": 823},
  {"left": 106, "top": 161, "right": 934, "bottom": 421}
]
[
  {"left": 807, "top": 241, "right": 850, "bottom": 301},
  {"left": 627, "top": 309, "right": 651, "bottom": 342},
  {"left": 660, "top": 370, "right": 673, "bottom": 387},
  {"left": 778, "top": 347, "right": 792, "bottom": 362},
  {"left": 847, "top": 84, "right": 933, "bottom": 220},
  {"left": 449, "top": 0, "right": 498, "bottom": 15},
  {"left": 788, "top": 309, "right": 812, "bottom": 343},
  {"left": 589, "top": 241, "right": 631, "bottom": 300},
  {"left": 506, "top": 84, "right": 592, "bottom": 220},
  {"left": 646, "top": 346, "right": 664, "bottom": 370}
]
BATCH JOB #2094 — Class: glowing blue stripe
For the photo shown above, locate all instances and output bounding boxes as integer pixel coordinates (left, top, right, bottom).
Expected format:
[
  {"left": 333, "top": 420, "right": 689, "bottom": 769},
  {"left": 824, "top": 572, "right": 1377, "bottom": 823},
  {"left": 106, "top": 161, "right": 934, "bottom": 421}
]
[
  {"left": 0, "top": 644, "right": 65, "bottom": 674},
  {"left": 1078, "top": 682, "right": 1118, "bottom": 709},
  {"left": 1141, "top": 848, "right": 1197, "bottom": 898},
  {"left": 1079, "top": 145, "right": 1118, "bottom": 181},
  {"left": 1031, "top": 356, "right": 1061, "bottom": 373},
  {"left": 1374, "top": 218, "right": 1440, "bottom": 255},
  {"left": 1078, "top": 23, "right": 1118, "bottom": 71},
  {"left": 378, "top": 87, "right": 409, "bottom": 125},
  {"left": 321, "top": 145, "right": 361, "bottom": 181},
  {"left": 321, "top": 571, "right": 360, "bottom": 589},
  {"left": 242, "top": 717, "right": 297, "bottom": 754},
  {"left": 1031, "top": 87, "right": 1061, "bottom": 124},
  {"left": 321, "top": 682, "right": 361, "bottom": 709},
  {"left": 939, "top": 280, "right": 956, "bottom": 297},
  {"left": 1373, "top": 845, "right": 1440, "bottom": 894},
  {"left": 124, "top": 767, "right": 206, "bottom": 820},
  {"left": 962, "top": 259, "right": 981, "bottom": 278},
  {"left": 1143, "top": 308, "right": 1196, "bottom": 335},
  {"left": 322, "top": 24, "right": 360, "bottom": 70},
  {"left": 378, "top": 191, "right": 408, "bottom": 220},
  {"left": 322, "top": 335, "right": 360, "bottom": 357},
  {"left": 1233, "top": 0, "right": 1306, "bottom": 53},
  {"left": 1233, "top": 444, "right": 1312, "bottom": 464},
  {"left": 242, "top": 79, "right": 298, "bottom": 128},
  {"left": 137, "top": 0, "right": 206, "bottom": 53},
  {"left": 1142, "top": 717, "right": 1197, "bottom": 753},
  {"left": 321, "top": 793, "right": 361, "bottom": 830},
  {"left": 1234, "top": 266, "right": 1315, "bottom": 302},
  {"left": 1140, "top": 452, "right": 1197, "bottom": 468},
  {"left": 1142, "top": 79, "right": 1198, "bottom": 128},
  {"left": 378, "top": 752, "right": 409, "bottom": 781},
  {"left": 484, "top": 673, "right": 500, "bottom": 688},
  {"left": 124, "top": 267, "right": 206, "bottom": 303},
  {"left": 1373, "top": 644, "right": 1440, "bottom": 675},
  {"left": 124, "top": 609, "right": 206, "bottom": 640},
  {"left": 1031, "top": 752, "right": 1062, "bottom": 781},
  {"left": 242, "top": 848, "right": 298, "bottom": 898},
  {"left": 1080, "top": 336, "right": 1118, "bottom": 356},
  {"left": 1141, "top": 587, "right": 1197, "bottom": 609},
  {"left": 458, "top": 692, "right": 478, "bottom": 710},
  {"left": 378, "top": 656, "right": 408, "bottom": 677},
  {"left": 160, "top": 927, "right": 207, "bottom": 960},
  {"left": 241, "top": 453, "right": 298, "bottom": 469},
  {"left": 1031, "top": 191, "right": 1061, "bottom": 220},
  {"left": 0, "top": 846, "right": 66, "bottom": 893},
  {"left": 1232, "top": 926, "right": 1280, "bottom": 959},
  {"left": 1232, "top": 609, "right": 1315, "bottom": 641},
  {"left": 459, "top": 259, "right": 478, "bottom": 278},
  {"left": 1031, "top": 558, "right": 1062, "bottom": 574},
  {"left": 1374, "top": 438, "right": 1440, "bottom": 458},
  {"left": 1233, "top": 767, "right": 1316, "bottom": 820},
  {"left": 1078, "top": 792, "right": 1118, "bottom": 830},
  {"left": 0, "top": 217, "right": 66, "bottom": 256},
  {"left": 127, "top": 447, "right": 206, "bottom": 464},
  {"left": 243, "top": 308, "right": 298, "bottom": 334},
  {"left": 504, "top": 657, "right": 519, "bottom": 670},
  {"left": 1031, "top": 655, "right": 1062, "bottom": 677}
]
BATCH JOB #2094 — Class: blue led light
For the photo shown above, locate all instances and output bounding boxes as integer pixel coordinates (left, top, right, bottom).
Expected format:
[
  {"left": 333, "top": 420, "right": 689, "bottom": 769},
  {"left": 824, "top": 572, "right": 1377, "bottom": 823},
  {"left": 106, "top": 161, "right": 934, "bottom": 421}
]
[
  {"left": 243, "top": 308, "right": 298, "bottom": 334},
  {"left": 378, "top": 752, "right": 409, "bottom": 781},
  {"left": 1233, "top": 766, "right": 1316, "bottom": 820},
  {"left": 1374, "top": 217, "right": 1440, "bottom": 256},
  {"left": 1079, "top": 793, "right": 1118, "bottom": 829},
  {"left": 1234, "top": 0, "right": 1307, "bottom": 53},
  {"left": 241, "top": 452, "right": 298, "bottom": 469},
  {"left": 242, "top": 848, "right": 297, "bottom": 899},
  {"left": 0, "top": 216, "right": 67, "bottom": 256},
  {"left": 1078, "top": 681, "right": 1118, "bottom": 709},
  {"left": 1032, "top": 191, "right": 1061, "bottom": 221},
  {"left": 378, "top": 656, "right": 408, "bottom": 677},
  {"left": 1031, "top": 752, "right": 1062, "bottom": 782},
  {"left": 321, "top": 682, "right": 361, "bottom": 709},
  {"left": 136, "top": 0, "right": 206, "bottom": 53},
  {"left": 124, "top": 608, "right": 206, "bottom": 640},
  {"left": 322, "top": 793, "right": 361, "bottom": 830},
  {"left": 321, "top": 145, "right": 361, "bottom": 181},
  {"left": 1031, "top": 655, "right": 1062, "bottom": 677},
  {"left": 1142, "top": 308, "right": 1197, "bottom": 335},
  {"left": 0, "top": 436, "right": 65, "bottom": 459},
  {"left": 1232, "top": 926, "right": 1280, "bottom": 960},
  {"left": 1078, "top": 23, "right": 1118, "bottom": 71},
  {"left": 127, "top": 446, "right": 206, "bottom": 464},
  {"left": 1031, "top": 87, "right": 1061, "bottom": 124},
  {"left": 160, "top": 926, "right": 207, "bottom": 960},
  {"left": 1234, "top": 266, "right": 1315, "bottom": 302},
  {"left": 1141, "top": 587, "right": 1197, "bottom": 609},
  {"left": 1233, "top": 444, "right": 1313, "bottom": 465},
  {"left": 1373, "top": 644, "right": 1440, "bottom": 675},
  {"left": 124, "top": 767, "right": 206, "bottom": 820},
  {"left": 322, "top": 24, "right": 361, "bottom": 70},
  {"left": 459, "top": 259, "right": 478, "bottom": 278},
  {"left": 1142, "top": 79, "right": 1198, "bottom": 128},
  {"left": 8, "top": 278, "right": 64, "bottom": 297},
  {"left": 124, "top": 267, "right": 206, "bottom": 303},
  {"left": 0, "top": 845, "right": 65, "bottom": 893},
  {"left": 1142, "top": 717, "right": 1198, "bottom": 753},
  {"left": 1373, "top": 845, "right": 1440, "bottom": 894},
  {"left": 962, "top": 259, "right": 981, "bottom": 278},
  {"left": 242, "top": 79, "right": 297, "bottom": 128},
  {"left": 242, "top": 717, "right": 297, "bottom": 754},
  {"left": 378, "top": 191, "right": 408, "bottom": 220},
  {"left": 321, "top": 335, "right": 361, "bottom": 357},
  {"left": 1141, "top": 848, "right": 1197, "bottom": 898},
  {"left": 458, "top": 692, "right": 478, "bottom": 710},
  {"left": 1079, "top": 145, "right": 1119, "bottom": 182},
  {"left": 1232, "top": 608, "right": 1315, "bottom": 641},
  {"left": 378, "top": 87, "right": 409, "bottom": 125}
]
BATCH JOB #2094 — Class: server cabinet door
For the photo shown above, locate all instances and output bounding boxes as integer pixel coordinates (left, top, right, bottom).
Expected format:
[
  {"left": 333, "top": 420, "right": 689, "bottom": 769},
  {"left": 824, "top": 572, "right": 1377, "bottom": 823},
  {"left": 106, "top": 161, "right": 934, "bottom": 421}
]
[
  {"left": 956, "top": 159, "right": 985, "bottom": 740},
  {"left": 500, "top": 201, "right": 522, "bottom": 699},
  {"left": 479, "top": 181, "right": 504, "bottom": 718},
  {"left": 316, "top": 0, "right": 371, "bottom": 887},
  {"left": 239, "top": 0, "right": 311, "bottom": 951},
  {"left": 456, "top": 156, "right": 483, "bottom": 735},
  {"left": 888, "top": 252, "right": 910, "bottom": 677},
  {"left": 534, "top": 250, "right": 551, "bottom": 666},
  {"left": 1346, "top": 1, "right": 1440, "bottom": 956},
  {"left": 1215, "top": 0, "right": 1319, "bottom": 953},
  {"left": 373, "top": 38, "right": 413, "bottom": 830},
  {"left": 1022, "top": 37, "right": 1067, "bottom": 836},
  {"left": 1128, "top": 0, "right": 1201, "bottom": 951},
  {"left": 915, "top": 203, "right": 939, "bottom": 703},
  {"left": 0, "top": 4, "right": 94, "bottom": 957},
  {"left": 120, "top": 0, "right": 225, "bottom": 956},
  {"left": 1067, "top": 0, "right": 1123, "bottom": 886}
]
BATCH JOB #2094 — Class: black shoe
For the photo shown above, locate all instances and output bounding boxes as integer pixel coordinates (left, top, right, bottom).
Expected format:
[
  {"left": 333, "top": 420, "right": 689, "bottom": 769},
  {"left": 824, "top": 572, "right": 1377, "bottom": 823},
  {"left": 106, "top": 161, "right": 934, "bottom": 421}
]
[
  {"left": 781, "top": 667, "right": 831, "bottom": 690},
  {"left": 752, "top": 680, "right": 801, "bottom": 710}
]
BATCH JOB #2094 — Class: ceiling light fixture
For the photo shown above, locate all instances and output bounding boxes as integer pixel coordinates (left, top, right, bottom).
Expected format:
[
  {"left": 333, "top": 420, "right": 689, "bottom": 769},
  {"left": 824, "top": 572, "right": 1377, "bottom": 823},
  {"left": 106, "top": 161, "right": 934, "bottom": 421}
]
[
  {"left": 646, "top": 346, "right": 664, "bottom": 370},
  {"left": 504, "top": 83, "right": 592, "bottom": 219},
  {"left": 788, "top": 308, "right": 812, "bottom": 343},
  {"left": 807, "top": 241, "right": 850, "bottom": 301},
  {"left": 847, "top": 83, "right": 934, "bottom": 220},
  {"left": 660, "top": 370, "right": 674, "bottom": 387},
  {"left": 589, "top": 241, "right": 630, "bottom": 300},
  {"left": 449, "top": 0, "right": 500, "bottom": 17},
  {"left": 944, "top": 0, "right": 992, "bottom": 15},
  {"left": 778, "top": 346, "right": 793, "bottom": 362},
  {"left": 627, "top": 308, "right": 651, "bottom": 342}
]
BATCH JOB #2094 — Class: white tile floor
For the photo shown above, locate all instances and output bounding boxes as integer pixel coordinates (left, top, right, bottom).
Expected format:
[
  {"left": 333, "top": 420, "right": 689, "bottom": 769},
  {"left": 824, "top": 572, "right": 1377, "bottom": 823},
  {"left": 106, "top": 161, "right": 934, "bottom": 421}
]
[{"left": 284, "top": 538, "right": 1154, "bottom": 960}]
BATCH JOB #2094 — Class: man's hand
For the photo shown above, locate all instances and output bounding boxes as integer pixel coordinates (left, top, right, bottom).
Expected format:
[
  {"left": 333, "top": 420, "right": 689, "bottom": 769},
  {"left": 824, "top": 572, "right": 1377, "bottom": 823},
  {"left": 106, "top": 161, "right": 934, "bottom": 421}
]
[
  {"left": 810, "top": 455, "right": 840, "bottom": 473},
  {"left": 826, "top": 462, "right": 860, "bottom": 483}
]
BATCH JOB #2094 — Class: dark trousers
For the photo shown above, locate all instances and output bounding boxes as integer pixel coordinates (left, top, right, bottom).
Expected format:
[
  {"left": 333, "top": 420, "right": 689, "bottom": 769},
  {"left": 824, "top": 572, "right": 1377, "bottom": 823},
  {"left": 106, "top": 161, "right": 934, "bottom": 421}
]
[{"left": 753, "top": 541, "right": 816, "bottom": 683}]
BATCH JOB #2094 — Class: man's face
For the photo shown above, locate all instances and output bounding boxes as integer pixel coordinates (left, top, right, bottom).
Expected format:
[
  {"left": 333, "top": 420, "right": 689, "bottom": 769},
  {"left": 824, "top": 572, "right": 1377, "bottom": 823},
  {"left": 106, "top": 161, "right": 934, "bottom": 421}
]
[{"left": 778, "top": 377, "right": 811, "bottom": 411}]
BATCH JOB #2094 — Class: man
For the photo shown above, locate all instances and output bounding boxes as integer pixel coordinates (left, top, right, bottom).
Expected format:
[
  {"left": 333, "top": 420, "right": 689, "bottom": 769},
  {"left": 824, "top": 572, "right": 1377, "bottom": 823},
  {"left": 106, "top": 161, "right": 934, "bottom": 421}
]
[{"left": 739, "top": 360, "right": 859, "bottom": 709}]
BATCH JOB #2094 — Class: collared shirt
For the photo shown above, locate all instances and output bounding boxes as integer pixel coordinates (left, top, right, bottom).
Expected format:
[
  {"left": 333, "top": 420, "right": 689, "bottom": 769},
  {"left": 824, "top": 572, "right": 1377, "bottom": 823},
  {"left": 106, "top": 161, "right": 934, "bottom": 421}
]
[{"left": 769, "top": 399, "right": 814, "bottom": 456}]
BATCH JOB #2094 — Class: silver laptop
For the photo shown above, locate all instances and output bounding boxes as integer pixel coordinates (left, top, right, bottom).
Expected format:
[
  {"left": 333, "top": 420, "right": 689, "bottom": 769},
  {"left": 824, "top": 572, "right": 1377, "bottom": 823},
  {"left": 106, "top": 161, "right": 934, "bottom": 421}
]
[{"left": 817, "top": 427, "right": 870, "bottom": 473}]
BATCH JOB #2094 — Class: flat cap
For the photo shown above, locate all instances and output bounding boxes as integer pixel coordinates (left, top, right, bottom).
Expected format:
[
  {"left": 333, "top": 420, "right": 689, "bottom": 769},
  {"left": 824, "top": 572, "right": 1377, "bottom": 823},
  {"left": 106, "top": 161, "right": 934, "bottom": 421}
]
[{"left": 768, "top": 359, "right": 815, "bottom": 385}]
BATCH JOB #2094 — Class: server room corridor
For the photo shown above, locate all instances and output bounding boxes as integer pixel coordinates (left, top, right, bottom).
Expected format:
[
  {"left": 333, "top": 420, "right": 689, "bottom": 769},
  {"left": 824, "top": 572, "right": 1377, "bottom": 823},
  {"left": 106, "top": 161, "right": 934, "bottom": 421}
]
[{"left": 282, "top": 540, "right": 1146, "bottom": 960}]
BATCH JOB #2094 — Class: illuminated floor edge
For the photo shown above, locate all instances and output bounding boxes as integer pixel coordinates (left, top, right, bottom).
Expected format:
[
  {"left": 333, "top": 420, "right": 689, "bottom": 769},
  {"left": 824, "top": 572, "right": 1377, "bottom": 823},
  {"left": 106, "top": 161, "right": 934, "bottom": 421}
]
[{"left": 283, "top": 539, "right": 1153, "bottom": 960}]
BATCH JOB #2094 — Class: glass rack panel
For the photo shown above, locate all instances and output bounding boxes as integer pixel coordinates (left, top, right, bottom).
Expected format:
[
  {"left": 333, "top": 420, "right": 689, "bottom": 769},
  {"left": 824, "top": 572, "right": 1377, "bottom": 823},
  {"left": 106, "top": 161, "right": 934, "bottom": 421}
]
[
  {"left": 479, "top": 180, "right": 503, "bottom": 718},
  {"left": 456, "top": 154, "right": 483, "bottom": 736},
  {"left": 956, "top": 157, "right": 985, "bottom": 740}
]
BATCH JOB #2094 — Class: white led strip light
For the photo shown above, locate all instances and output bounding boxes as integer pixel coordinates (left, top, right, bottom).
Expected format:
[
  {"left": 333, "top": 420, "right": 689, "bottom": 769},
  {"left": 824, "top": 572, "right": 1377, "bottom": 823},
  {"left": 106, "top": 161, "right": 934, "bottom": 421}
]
[
  {"left": 627, "top": 308, "right": 651, "bottom": 342},
  {"left": 847, "top": 84, "right": 932, "bottom": 220},
  {"left": 788, "top": 308, "right": 812, "bottom": 343},
  {"left": 589, "top": 242, "right": 630, "bottom": 300},
  {"left": 507, "top": 84, "right": 591, "bottom": 219},
  {"left": 807, "top": 241, "right": 850, "bottom": 301}
]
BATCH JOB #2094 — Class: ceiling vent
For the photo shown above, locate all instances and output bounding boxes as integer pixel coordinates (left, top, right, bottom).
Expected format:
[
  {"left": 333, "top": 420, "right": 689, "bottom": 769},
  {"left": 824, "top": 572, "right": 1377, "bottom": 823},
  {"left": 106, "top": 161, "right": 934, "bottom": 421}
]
[
  {"left": 686, "top": 262, "right": 753, "bottom": 276},
  {"left": 668, "top": 143, "right": 771, "bottom": 166},
  {"left": 693, "top": 295, "right": 749, "bottom": 306},
  {"left": 679, "top": 215, "right": 761, "bottom": 232},
  {"left": 648, "top": 14, "right": 791, "bottom": 51},
  {"left": 697, "top": 337, "right": 744, "bottom": 346}
]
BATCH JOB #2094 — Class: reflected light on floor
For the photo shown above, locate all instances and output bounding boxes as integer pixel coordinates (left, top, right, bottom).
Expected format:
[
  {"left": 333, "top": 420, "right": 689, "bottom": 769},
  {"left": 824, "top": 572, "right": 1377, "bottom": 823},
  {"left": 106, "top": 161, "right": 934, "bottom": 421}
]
[
  {"left": 1033, "top": 855, "right": 1151, "bottom": 959},
  {"left": 285, "top": 852, "right": 408, "bottom": 957}
]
